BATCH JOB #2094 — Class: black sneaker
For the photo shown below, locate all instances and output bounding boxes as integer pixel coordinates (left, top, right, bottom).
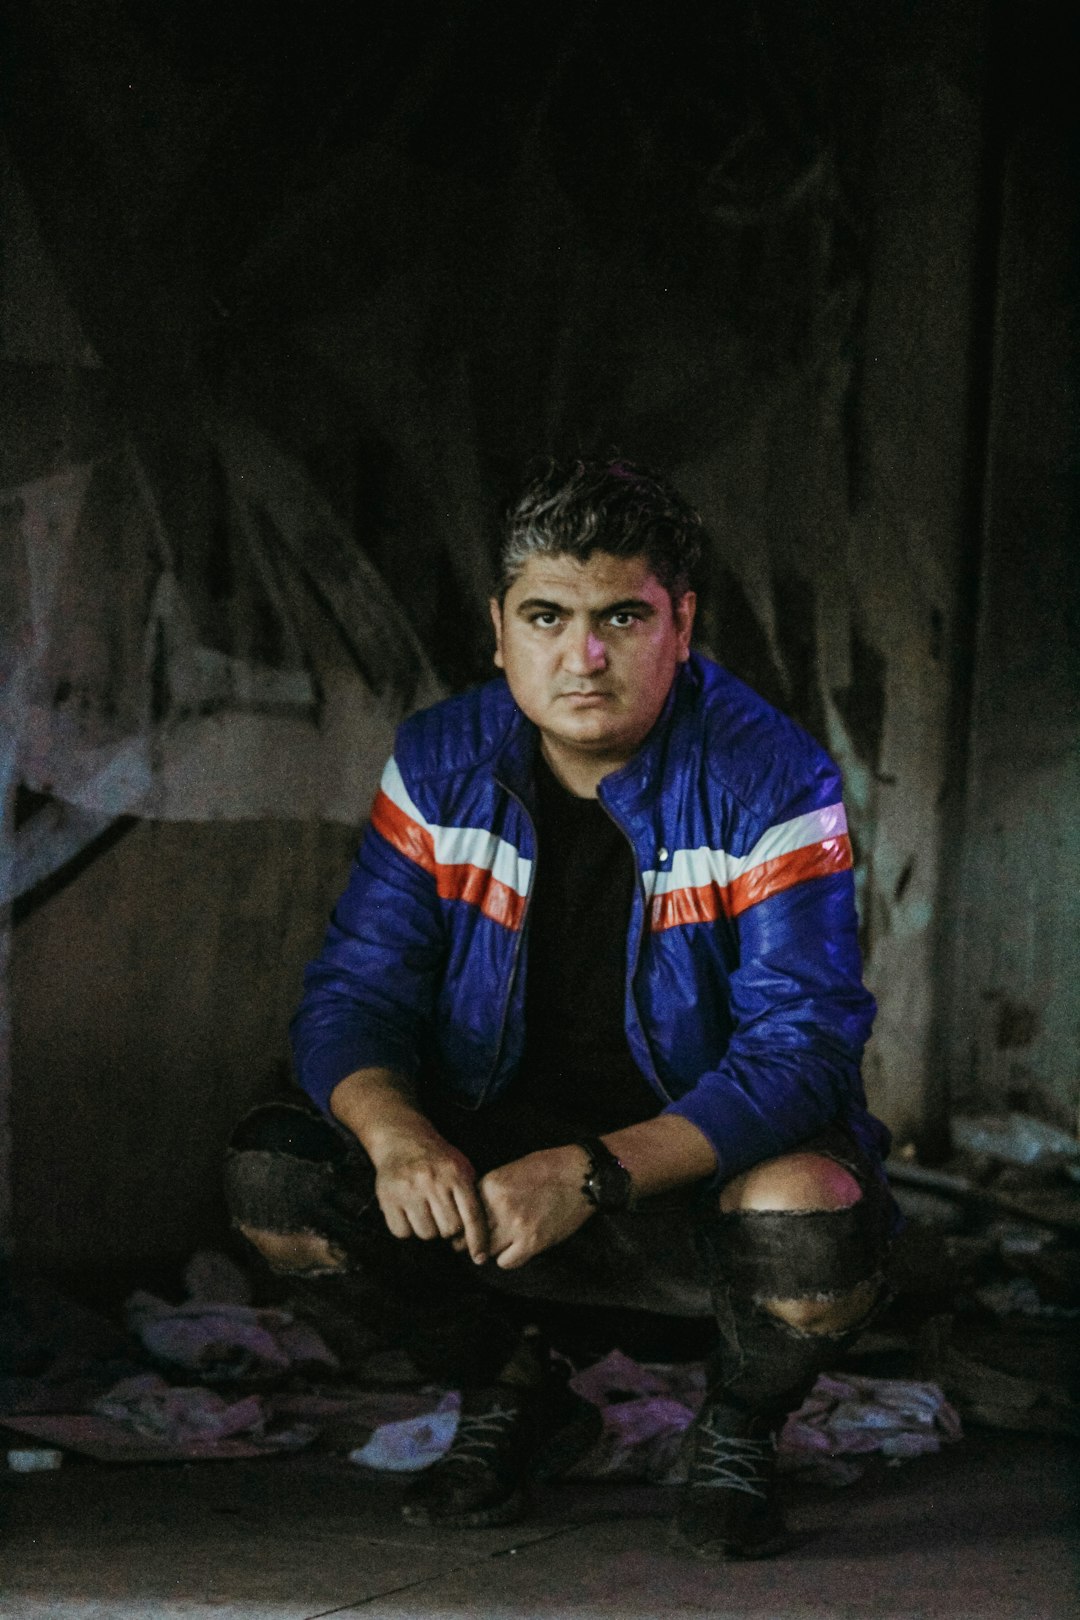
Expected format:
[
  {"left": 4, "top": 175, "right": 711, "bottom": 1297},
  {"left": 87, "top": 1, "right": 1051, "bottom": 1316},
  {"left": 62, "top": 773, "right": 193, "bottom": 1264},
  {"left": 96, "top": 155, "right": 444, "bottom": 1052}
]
[
  {"left": 670, "top": 1401, "right": 789, "bottom": 1560},
  {"left": 400, "top": 1372, "right": 602, "bottom": 1529}
]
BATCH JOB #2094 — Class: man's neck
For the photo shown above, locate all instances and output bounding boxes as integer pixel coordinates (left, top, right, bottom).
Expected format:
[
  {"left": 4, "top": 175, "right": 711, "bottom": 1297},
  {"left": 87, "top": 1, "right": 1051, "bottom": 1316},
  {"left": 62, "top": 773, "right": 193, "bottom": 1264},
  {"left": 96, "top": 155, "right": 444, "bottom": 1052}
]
[{"left": 539, "top": 739, "right": 624, "bottom": 800}]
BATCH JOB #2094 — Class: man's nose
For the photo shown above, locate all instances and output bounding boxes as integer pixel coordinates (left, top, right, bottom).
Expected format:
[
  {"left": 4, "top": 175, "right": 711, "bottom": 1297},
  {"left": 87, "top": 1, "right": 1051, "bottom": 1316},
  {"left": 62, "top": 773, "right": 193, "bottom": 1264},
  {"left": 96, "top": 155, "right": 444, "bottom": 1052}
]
[{"left": 563, "top": 626, "right": 608, "bottom": 674}]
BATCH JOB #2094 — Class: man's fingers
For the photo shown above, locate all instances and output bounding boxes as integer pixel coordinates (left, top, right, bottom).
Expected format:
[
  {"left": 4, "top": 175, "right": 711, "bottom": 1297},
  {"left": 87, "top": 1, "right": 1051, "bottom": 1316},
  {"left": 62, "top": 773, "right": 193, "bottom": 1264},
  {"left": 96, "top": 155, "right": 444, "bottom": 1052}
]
[
  {"left": 409, "top": 1205, "right": 440, "bottom": 1240},
  {"left": 380, "top": 1201, "right": 413, "bottom": 1241},
  {"left": 376, "top": 1150, "right": 480, "bottom": 1243},
  {"left": 431, "top": 1196, "right": 466, "bottom": 1241},
  {"left": 453, "top": 1185, "right": 490, "bottom": 1264},
  {"left": 381, "top": 1194, "right": 438, "bottom": 1240}
]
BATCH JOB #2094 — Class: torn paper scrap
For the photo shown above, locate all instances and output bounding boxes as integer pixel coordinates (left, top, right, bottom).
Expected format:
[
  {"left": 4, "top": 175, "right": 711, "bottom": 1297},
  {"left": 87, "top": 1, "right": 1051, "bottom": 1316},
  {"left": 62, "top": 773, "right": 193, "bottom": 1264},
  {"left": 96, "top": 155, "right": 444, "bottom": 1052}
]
[
  {"left": 0, "top": 1373, "right": 318, "bottom": 1463},
  {"left": 349, "top": 1393, "right": 461, "bottom": 1471},
  {"left": 780, "top": 1374, "right": 962, "bottom": 1476},
  {"left": 124, "top": 1292, "right": 338, "bottom": 1381}
]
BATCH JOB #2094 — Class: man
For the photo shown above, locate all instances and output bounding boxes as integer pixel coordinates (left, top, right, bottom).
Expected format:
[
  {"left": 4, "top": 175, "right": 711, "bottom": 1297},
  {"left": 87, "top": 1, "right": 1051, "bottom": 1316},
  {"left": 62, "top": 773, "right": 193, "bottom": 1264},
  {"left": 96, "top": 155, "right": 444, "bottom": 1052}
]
[{"left": 226, "top": 458, "right": 893, "bottom": 1559}]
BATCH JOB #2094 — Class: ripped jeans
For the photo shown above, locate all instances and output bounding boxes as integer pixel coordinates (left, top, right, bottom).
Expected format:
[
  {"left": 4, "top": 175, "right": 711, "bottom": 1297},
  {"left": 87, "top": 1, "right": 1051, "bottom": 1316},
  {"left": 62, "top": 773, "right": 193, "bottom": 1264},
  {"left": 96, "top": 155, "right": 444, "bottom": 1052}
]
[{"left": 224, "top": 1101, "right": 894, "bottom": 1409}]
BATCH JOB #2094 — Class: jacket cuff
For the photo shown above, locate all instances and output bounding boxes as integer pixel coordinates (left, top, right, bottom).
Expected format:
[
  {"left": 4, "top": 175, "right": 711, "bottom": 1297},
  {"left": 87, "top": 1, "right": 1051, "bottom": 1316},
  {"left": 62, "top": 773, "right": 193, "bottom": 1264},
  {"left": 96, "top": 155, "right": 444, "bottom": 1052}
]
[
  {"left": 662, "top": 1087, "right": 787, "bottom": 1187},
  {"left": 294, "top": 1038, "right": 416, "bottom": 1119}
]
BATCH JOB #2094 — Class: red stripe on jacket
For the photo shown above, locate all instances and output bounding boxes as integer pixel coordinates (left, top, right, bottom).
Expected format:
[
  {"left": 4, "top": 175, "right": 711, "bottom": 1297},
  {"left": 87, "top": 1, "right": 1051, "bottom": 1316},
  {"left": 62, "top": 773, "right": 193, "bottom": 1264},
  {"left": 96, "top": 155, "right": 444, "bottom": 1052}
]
[
  {"left": 650, "top": 835, "right": 854, "bottom": 933},
  {"left": 371, "top": 791, "right": 527, "bottom": 931}
]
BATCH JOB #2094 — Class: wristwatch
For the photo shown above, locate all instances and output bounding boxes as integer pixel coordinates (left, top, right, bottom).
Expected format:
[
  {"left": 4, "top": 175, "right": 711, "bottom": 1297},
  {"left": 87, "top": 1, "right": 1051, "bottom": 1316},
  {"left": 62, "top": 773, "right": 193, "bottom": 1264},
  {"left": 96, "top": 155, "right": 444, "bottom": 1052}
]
[{"left": 575, "top": 1137, "right": 635, "bottom": 1213}]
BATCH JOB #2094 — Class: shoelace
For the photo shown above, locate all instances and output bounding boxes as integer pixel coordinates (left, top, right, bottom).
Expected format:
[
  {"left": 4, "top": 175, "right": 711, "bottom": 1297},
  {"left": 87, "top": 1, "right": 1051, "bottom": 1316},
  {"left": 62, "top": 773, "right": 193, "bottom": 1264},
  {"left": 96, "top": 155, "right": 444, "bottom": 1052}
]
[
  {"left": 689, "top": 1417, "right": 775, "bottom": 1499},
  {"left": 445, "top": 1402, "right": 521, "bottom": 1467}
]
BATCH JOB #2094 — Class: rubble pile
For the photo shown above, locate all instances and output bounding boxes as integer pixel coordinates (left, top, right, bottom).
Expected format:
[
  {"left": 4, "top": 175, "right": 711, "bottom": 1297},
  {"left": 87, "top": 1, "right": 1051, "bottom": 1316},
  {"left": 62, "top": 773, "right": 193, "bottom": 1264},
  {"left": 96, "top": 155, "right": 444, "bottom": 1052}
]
[{"left": 886, "top": 1111, "right": 1080, "bottom": 1441}]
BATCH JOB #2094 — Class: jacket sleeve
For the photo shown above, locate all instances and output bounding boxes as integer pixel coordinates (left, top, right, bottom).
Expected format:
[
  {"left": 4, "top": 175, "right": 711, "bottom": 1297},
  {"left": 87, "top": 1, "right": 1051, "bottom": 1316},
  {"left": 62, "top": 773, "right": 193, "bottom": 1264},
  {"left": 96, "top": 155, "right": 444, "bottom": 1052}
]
[
  {"left": 289, "top": 754, "right": 445, "bottom": 1116},
  {"left": 662, "top": 823, "right": 877, "bottom": 1182}
]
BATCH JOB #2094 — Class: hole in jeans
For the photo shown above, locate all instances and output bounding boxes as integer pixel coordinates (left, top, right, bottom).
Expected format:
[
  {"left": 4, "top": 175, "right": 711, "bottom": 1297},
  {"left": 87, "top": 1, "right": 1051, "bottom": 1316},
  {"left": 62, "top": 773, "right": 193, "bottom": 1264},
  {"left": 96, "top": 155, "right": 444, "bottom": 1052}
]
[{"left": 237, "top": 1224, "right": 348, "bottom": 1276}]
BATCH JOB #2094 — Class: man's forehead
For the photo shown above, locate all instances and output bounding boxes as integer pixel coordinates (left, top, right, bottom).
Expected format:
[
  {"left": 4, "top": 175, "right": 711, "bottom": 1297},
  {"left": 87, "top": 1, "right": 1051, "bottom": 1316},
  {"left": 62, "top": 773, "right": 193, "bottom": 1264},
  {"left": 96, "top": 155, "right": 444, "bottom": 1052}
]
[{"left": 504, "top": 551, "right": 665, "bottom": 604}]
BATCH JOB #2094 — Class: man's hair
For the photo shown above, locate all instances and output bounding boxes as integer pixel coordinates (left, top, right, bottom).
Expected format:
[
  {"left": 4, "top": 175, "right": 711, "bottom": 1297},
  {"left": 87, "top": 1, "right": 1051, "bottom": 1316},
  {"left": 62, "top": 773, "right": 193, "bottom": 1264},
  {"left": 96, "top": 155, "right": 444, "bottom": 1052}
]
[{"left": 498, "top": 457, "right": 704, "bottom": 602}]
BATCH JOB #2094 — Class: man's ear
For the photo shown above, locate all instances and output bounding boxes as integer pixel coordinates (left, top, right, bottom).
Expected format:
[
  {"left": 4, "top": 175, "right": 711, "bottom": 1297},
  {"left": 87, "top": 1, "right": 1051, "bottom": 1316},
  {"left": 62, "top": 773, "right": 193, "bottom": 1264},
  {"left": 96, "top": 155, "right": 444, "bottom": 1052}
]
[
  {"left": 489, "top": 597, "right": 505, "bottom": 669},
  {"left": 675, "top": 590, "right": 697, "bottom": 661}
]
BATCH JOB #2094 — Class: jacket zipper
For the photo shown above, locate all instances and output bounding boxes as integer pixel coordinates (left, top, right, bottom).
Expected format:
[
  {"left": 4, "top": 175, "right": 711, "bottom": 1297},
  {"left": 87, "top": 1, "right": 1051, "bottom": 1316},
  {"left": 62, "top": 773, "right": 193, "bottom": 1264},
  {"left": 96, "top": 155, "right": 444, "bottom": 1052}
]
[
  {"left": 476, "top": 781, "right": 537, "bottom": 1106},
  {"left": 598, "top": 795, "right": 673, "bottom": 1105}
]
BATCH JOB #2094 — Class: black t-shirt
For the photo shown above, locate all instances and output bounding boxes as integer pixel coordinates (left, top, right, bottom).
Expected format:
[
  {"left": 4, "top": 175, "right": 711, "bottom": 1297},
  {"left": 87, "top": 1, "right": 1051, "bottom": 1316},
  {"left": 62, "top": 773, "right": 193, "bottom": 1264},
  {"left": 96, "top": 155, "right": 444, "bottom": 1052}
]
[
  {"left": 516, "top": 751, "right": 660, "bottom": 1134},
  {"left": 425, "top": 751, "right": 660, "bottom": 1170}
]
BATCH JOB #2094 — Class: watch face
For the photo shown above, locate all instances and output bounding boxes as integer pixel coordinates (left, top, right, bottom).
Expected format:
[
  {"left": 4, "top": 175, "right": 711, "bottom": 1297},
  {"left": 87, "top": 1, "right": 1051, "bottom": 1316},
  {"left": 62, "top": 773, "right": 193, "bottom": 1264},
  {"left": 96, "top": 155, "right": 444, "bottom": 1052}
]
[
  {"left": 578, "top": 1139, "right": 633, "bottom": 1212},
  {"left": 590, "top": 1155, "right": 631, "bottom": 1211}
]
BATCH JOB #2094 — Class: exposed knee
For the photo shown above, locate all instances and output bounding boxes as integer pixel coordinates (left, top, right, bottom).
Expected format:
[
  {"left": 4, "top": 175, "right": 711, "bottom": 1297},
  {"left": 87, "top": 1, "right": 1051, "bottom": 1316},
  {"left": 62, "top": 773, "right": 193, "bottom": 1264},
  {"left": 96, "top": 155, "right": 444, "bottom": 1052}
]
[
  {"left": 719, "top": 1151, "right": 863, "bottom": 1215},
  {"left": 237, "top": 1223, "right": 348, "bottom": 1277},
  {"left": 759, "top": 1275, "right": 880, "bottom": 1335},
  {"left": 705, "top": 1183, "right": 886, "bottom": 1338}
]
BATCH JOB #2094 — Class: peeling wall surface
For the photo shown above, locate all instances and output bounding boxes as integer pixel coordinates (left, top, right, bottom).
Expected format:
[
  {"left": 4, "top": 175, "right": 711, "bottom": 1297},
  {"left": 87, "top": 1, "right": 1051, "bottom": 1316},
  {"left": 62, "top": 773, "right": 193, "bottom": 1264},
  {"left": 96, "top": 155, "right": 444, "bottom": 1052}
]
[
  {"left": 946, "top": 23, "right": 1080, "bottom": 1134},
  {"left": 1, "top": 3, "right": 1072, "bottom": 1273}
]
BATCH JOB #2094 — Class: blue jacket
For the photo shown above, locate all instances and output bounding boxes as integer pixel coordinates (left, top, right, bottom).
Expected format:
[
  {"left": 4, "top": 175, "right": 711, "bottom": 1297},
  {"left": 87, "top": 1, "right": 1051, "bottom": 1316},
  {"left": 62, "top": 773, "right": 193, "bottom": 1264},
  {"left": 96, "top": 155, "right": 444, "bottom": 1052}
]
[{"left": 291, "top": 653, "right": 889, "bottom": 1182}]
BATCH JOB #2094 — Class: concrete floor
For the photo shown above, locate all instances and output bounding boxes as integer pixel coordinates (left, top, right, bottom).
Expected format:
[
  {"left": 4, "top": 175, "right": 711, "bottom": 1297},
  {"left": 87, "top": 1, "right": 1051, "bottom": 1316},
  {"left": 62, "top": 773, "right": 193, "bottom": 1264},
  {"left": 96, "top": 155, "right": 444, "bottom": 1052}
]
[{"left": 0, "top": 1428, "right": 1076, "bottom": 1619}]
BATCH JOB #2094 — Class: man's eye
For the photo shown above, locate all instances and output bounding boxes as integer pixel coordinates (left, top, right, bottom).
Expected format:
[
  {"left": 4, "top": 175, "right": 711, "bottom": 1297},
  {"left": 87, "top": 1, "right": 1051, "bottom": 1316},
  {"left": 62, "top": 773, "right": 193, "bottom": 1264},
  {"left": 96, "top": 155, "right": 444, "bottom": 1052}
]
[
  {"left": 608, "top": 611, "right": 639, "bottom": 628},
  {"left": 530, "top": 612, "right": 560, "bottom": 628}
]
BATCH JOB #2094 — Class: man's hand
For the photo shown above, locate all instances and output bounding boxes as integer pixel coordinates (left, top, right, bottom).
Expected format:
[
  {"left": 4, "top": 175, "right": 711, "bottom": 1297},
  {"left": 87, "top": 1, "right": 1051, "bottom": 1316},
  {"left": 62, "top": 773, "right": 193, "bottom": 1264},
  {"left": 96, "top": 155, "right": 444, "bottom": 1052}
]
[
  {"left": 476, "top": 1145, "right": 594, "bottom": 1270},
  {"left": 372, "top": 1130, "right": 490, "bottom": 1263},
  {"left": 329, "top": 1067, "right": 489, "bottom": 1263}
]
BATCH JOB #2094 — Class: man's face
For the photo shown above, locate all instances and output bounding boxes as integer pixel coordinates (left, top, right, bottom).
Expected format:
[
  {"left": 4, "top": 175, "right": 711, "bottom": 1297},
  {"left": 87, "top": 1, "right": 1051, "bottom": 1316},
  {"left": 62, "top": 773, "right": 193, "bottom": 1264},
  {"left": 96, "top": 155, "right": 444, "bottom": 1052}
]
[{"left": 490, "top": 551, "right": 696, "bottom": 781}]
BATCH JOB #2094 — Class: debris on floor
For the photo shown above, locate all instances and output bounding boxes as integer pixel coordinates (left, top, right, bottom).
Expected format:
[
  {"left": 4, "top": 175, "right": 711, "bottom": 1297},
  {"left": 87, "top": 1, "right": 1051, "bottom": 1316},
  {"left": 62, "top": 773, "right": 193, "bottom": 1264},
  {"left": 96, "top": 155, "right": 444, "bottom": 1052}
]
[
  {"left": 568, "top": 1363, "right": 966, "bottom": 1490},
  {"left": 2, "top": 1111, "right": 1077, "bottom": 1480},
  {"left": 777, "top": 1373, "right": 961, "bottom": 1485},
  {"left": 920, "top": 1314, "right": 1080, "bottom": 1439},
  {"left": 973, "top": 1274, "right": 1080, "bottom": 1320},
  {"left": 566, "top": 1349, "right": 703, "bottom": 1482},
  {"left": 1, "top": 1370, "right": 329, "bottom": 1463},
  {"left": 949, "top": 1112, "right": 1080, "bottom": 1172},
  {"left": 884, "top": 1115, "right": 1080, "bottom": 1442},
  {"left": 125, "top": 1290, "right": 340, "bottom": 1383},
  {"left": 348, "top": 1392, "right": 462, "bottom": 1471},
  {"left": 344, "top": 1352, "right": 961, "bottom": 1490},
  {"left": 5, "top": 1446, "right": 63, "bottom": 1472}
]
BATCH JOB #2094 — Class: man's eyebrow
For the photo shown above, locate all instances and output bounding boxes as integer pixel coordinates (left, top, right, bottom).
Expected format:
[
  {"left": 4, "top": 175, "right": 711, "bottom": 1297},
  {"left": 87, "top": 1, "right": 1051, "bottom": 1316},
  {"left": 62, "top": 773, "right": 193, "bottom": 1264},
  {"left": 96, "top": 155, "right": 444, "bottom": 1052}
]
[
  {"left": 600, "top": 597, "right": 657, "bottom": 616},
  {"left": 514, "top": 596, "right": 657, "bottom": 617}
]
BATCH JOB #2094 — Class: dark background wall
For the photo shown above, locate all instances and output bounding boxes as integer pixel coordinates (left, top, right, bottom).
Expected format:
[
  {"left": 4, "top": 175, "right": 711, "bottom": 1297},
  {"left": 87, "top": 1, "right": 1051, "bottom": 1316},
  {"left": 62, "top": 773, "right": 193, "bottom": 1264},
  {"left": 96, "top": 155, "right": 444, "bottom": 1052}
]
[
  {"left": 1, "top": 1, "right": 1075, "bottom": 1284},
  {"left": 944, "top": 17, "right": 1079, "bottom": 1132}
]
